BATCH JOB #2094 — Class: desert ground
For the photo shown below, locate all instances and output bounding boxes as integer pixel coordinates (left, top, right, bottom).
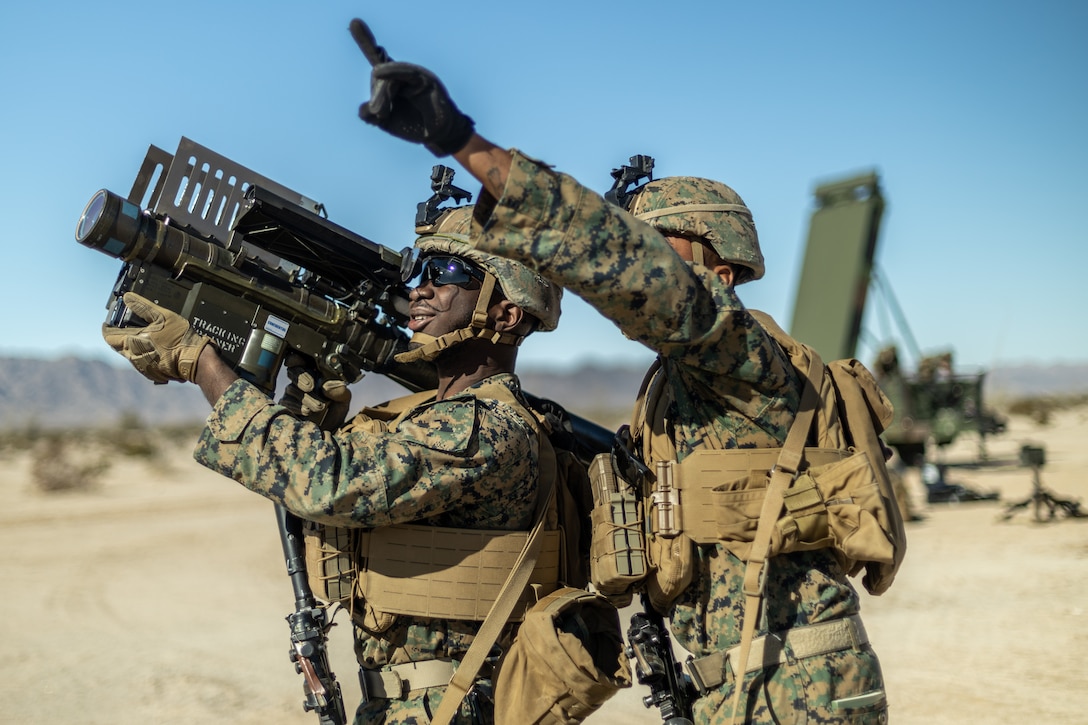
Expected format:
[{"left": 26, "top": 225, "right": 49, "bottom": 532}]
[{"left": 2, "top": 403, "right": 1086, "bottom": 724}]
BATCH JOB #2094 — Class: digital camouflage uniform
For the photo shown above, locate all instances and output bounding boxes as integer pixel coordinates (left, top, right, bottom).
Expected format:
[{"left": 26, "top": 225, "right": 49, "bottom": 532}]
[
  {"left": 193, "top": 372, "right": 540, "bottom": 724},
  {"left": 470, "top": 151, "right": 886, "bottom": 724}
]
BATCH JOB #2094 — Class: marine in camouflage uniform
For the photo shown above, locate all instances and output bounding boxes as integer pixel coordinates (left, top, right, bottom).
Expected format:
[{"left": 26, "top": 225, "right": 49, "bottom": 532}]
[
  {"left": 466, "top": 154, "right": 889, "bottom": 724},
  {"left": 344, "top": 18, "right": 888, "bottom": 722},
  {"left": 103, "top": 202, "right": 563, "bottom": 725}
]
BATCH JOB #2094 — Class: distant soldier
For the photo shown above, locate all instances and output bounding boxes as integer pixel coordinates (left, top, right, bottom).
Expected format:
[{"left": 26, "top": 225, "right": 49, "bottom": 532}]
[
  {"left": 103, "top": 204, "right": 575, "bottom": 724},
  {"left": 348, "top": 17, "right": 903, "bottom": 724}
]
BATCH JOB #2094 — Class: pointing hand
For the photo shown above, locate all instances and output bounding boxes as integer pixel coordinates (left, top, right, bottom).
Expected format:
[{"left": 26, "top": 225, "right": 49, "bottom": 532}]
[{"left": 349, "top": 18, "right": 475, "bottom": 157}]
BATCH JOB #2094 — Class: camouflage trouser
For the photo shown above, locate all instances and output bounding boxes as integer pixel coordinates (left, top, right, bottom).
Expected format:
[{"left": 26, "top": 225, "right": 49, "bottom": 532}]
[
  {"left": 353, "top": 680, "right": 495, "bottom": 725},
  {"left": 695, "top": 646, "right": 887, "bottom": 724}
]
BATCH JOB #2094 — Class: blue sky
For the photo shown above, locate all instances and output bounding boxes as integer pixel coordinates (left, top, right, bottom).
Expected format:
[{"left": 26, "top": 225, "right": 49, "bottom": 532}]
[{"left": 2, "top": 1, "right": 1085, "bottom": 376}]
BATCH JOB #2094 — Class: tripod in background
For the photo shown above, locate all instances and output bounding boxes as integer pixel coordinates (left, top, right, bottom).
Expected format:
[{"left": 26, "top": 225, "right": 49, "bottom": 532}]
[{"left": 1002, "top": 444, "right": 1085, "bottom": 522}]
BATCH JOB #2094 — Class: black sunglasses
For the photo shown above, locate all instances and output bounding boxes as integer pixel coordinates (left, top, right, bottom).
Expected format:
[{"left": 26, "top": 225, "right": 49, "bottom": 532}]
[{"left": 416, "top": 256, "right": 486, "bottom": 288}]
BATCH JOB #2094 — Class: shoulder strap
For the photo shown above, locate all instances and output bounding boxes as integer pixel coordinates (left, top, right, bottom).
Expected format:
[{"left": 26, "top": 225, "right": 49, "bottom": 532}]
[
  {"left": 629, "top": 358, "right": 661, "bottom": 444},
  {"left": 632, "top": 357, "right": 683, "bottom": 467},
  {"left": 430, "top": 393, "right": 558, "bottom": 725},
  {"left": 728, "top": 350, "right": 823, "bottom": 725}
]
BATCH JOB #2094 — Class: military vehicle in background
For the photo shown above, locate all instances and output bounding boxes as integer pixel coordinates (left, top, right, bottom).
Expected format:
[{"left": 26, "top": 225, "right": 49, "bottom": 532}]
[{"left": 788, "top": 171, "right": 1006, "bottom": 464}]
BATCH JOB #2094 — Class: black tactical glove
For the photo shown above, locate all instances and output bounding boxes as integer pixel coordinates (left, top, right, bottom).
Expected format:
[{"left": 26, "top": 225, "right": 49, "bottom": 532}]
[
  {"left": 278, "top": 353, "right": 353, "bottom": 431},
  {"left": 349, "top": 18, "right": 475, "bottom": 157}
]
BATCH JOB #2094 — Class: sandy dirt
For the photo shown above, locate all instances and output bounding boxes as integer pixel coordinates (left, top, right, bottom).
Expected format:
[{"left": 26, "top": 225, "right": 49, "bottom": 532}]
[{"left": 2, "top": 405, "right": 1086, "bottom": 724}]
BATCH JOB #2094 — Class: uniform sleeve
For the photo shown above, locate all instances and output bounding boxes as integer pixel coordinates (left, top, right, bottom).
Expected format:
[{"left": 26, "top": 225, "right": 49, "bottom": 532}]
[
  {"left": 193, "top": 379, "right": 538, "bottom": 529},
  {"left": 474, "top": 151, "right": 797, "bottom": 397}
]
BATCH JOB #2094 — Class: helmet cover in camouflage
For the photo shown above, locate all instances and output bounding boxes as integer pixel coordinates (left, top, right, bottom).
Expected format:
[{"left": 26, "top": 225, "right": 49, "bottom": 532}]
[
  {"left": 414, "top": 205, "right": 561, "bottom": 331},
  {"left": 628, "top": 176, "right": 765, "bottom": 283}
]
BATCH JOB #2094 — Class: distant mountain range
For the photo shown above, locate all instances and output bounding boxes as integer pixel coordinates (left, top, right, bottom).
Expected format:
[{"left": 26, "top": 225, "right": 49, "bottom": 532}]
[
  {"left": 1, "top": 355, "right": 1085, "bottom": 431},
  {"left": 980, "top": 363, "right": 1088, "bottom": 399},
  {"left": 0, "top": 356, "right": 647, "bottom": 431}
]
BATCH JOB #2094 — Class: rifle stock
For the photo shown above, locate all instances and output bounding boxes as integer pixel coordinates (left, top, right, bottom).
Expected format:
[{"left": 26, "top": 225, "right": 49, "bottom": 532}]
[
  {"left": 627, "top": 596, "right": 694, "bottom": 725},
  {"left": 277, "top": 504, "right": 348, "bottom": 725}
]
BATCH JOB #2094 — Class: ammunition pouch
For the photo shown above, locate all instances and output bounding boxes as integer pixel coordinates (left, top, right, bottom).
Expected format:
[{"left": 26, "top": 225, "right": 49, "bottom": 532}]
[
  {"left": 644, "top": 447, "right": 858, "bottom": 610},
  {"left": 585, "top": 443, "right": 898, "bottom": 611},
  {"left": 587, "top": 453, "right": 647, "bottom": 605},
  {"left": 703, "top": 448, "right": 896, "bottom": 567},
  {"left": 651, "top": 445, "right": 896, "bottom": 569},
  {"left": 645, "top": 532, "right": 695, "bottom": 614}
]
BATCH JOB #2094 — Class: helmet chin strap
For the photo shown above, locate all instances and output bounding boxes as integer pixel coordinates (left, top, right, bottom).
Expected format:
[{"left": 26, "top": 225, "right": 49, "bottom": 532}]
[
  {"left": 393, "top": 272, "right": 526, "bottom": 364},
  {"left": 692, "top": 240, "right": 706, "bottom": 267}
]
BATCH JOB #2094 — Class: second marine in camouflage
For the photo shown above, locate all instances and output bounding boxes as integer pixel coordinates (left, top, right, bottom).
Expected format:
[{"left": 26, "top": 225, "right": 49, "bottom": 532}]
[
  {"left": 350, "top": 16, "right": 897, "bottom": 724},
  {"left": 479, "top": 154, "right": 893, "bottom": 722},
  {"left": 105, "top": 202, "right": 573, "bottom": 724}
]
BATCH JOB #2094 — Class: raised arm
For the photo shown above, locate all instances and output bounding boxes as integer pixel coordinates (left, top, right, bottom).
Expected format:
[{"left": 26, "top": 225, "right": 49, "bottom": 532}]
[{"left": 453, "top": 135, "right": 512, "bottom": 202}]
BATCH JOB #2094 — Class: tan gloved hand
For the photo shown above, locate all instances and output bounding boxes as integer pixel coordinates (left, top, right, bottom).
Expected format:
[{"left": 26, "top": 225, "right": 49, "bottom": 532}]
[
  {"left": 279, "top": 353, "right": 352, "bottom": 429},
  {"left": 101, "top": 292, "right": 212, "bottom": 383}
]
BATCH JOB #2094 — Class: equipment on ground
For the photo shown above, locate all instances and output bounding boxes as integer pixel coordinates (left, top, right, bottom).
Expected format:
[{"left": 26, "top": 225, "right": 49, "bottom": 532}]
[
  {"left": 1001, "top": 444, "right": 1085, "bottom": 522},
  {"left": 788, "top": 170, "right": 1005, "bottom": 463},
  {"left": 919, "top": 462, "right": 999, "bottom": 504}
]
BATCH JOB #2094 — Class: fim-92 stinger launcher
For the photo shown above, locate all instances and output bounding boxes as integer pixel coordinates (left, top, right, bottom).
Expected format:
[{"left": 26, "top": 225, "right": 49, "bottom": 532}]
[{"left": 75, "top": 136, "right": 432, "bottom": 397}]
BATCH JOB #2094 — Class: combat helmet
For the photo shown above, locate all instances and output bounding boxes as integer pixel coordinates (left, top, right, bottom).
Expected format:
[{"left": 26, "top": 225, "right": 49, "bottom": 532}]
[
  {"left": 395, "top": 204, "right": 561, "bottom": 363},
  {"left": 628, "top": 176, "right": 765, "bottom": 283}
]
